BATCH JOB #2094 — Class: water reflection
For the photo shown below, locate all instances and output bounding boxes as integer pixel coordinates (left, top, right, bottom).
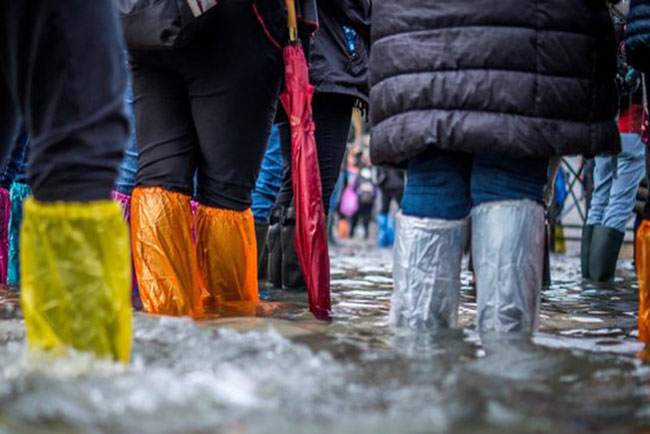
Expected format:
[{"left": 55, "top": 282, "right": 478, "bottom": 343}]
[{"left": 0, "top": 247, "right": 645, "bottom": 432}]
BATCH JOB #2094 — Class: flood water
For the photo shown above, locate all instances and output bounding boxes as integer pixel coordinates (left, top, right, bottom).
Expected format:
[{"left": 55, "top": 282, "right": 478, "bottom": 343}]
[{"left": 0, "top": 242, "right": 648, "bottom": 433}]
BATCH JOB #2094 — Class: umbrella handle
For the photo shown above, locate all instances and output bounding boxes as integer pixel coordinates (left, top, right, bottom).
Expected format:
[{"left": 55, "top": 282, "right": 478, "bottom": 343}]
[{"left": 285, "top": 0, "right": 298, "bottom": 42}]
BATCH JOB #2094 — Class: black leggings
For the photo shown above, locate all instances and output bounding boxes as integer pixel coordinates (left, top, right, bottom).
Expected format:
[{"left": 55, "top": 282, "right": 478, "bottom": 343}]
[
  {"left": 0, "top": 0, "right": 128, "bottom": 202},
  {"left": 130, "top": 0, "right": 282, "bottom": 211},
  {"left": 275, "top": 93, "right": 356, "bottom": 214}
]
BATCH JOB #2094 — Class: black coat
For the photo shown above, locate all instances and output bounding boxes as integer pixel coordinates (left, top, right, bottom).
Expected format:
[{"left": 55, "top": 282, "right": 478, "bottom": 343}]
[
  {"left": 309, "top": 0, "right": 371, "bottom": 104},
  {"left": 625, "top": 0, "right": 650, "bottom": 73},
  {"left": 369, "top": 0, "right": 621, "bottom": 166}
]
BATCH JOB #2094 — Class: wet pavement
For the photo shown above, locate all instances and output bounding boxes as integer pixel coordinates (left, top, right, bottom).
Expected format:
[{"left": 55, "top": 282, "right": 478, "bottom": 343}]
[{"left": 0, "top": 241, "right": 648, "bottom": 433}]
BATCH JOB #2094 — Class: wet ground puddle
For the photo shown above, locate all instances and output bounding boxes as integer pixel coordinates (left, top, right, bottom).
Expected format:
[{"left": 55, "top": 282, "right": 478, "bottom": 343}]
[{"left": 0, "top": 243, "right": 647, "bottom": 433}]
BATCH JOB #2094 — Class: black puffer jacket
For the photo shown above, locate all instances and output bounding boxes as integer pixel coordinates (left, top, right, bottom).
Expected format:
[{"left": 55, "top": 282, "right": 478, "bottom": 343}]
[
  {"left": 309, "top": 0, "right": 371, "bottom": 104},
  {"left": 369, "top": 0, "right": 620, "bottom": 166},
  {"left": 625, "top": 0, "right": 650, "bottom": 73}
]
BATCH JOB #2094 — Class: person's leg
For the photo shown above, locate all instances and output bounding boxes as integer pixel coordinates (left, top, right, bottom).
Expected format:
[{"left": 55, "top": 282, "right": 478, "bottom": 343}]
[
  {"left": 114, "top": 78, "right": 139, "bottom": 197},
  {"left": 251, "top": 126, "right": 283, "bottom": 281},
  {"left": 586, "top": 156, "right": 615, "bottom": 226},
  {"left": 7, "top": 181, "right": 30, "bottom": 286},
  {"left": 1, "top": 132, "right": 30, "bottom": 286},
  {"left": 129, "top": 54, "right": 204, "bottom": 318},
  {"left": 391, "top": 150, "right": 470, "bottom": 329},
  {"left": 266, "top": 122, "right": 291, "bottom": 288},
  {"left": 602, "top": 134, "right": 646, "bottom": 231},
  {"left": 581, "top": 155, "right": 615, "bottom": 278},
  {"left": 0, "top": 0, "right": 131, "bottom": 361},
  {"left": 402, "top": 150, "right": 472, "bottom": 220},
  {"left": 361, "top": 203, "right": 373, "bottom": 239},
  {"left": 471, "top": 153, "right": 548, "bottom": 336},
  {"left": 188, "top": 0, "right": 282, "bottom": 310},
  {"left": 0, "top": 64, "right": 19, "bottom": 171},
  {"left": 590, "top": 133, "right": 646, "bottom": 281},
  {"left": 378, "top": 190, "right": 392, "bottom": 247},
  {"left": 252, "top": 125, "right": 283, "bottom": 224},
  {"left": 275, "top": 93, "right": 355, "bottom": 214},
  {"left": 112, "top": 74, "right": 141, "bottom": 309},
  {"left": 0, "top": 129, "right": 28, "bottom": 284},
  {"left": 273, "top": 93, "right": 355, "bottom": 290},
  {"left": 312, "top": 94, "right": 356, "bottom": 214},
  {"left": 349, "top": 210, "right": 361, "bottom": 238},
  {"left": 380, "top": 191, "right": 391, "bottom": 214}
]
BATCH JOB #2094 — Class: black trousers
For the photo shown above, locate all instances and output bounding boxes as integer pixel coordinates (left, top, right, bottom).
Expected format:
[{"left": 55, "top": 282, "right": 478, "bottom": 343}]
[
  {"left": 275, "top": 93, "right": 356, "bottom": 214},
  {"left": 0, "top": 0, "right": 129, "bottom": 202},
  {"left": 130, "top": 0, "right": 282, "bottom": 211},
  {"left": 380, "top": 188, "right": 403, "bottom": 214},
  {"left": 350, "top": 202, "right": 373, "bottom": 239}
]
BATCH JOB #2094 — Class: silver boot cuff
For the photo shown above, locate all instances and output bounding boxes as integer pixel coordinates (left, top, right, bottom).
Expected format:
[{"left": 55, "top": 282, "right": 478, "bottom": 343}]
[
  {"left": 472, "top": 199, "right": 544, "bottom": 335},
  {"left": 390, "top": 212, "right": 467, "bottom": 329}
]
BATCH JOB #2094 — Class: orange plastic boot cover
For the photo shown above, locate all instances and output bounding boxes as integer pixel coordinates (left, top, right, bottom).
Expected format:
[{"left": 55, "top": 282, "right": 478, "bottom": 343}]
[
  {"left": 131, "top": 187, "right": 204, "bottom": 318},
  {"left": 637, "top": 221, "right": 650, "bottom": 348},
  {"left": 195, "top": 205, "right": 259, "bottom": 315}
]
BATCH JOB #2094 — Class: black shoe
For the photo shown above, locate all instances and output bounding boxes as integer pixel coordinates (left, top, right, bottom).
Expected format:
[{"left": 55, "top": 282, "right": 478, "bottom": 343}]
[
  {"left": 267, "top": 207, "right": 283, "bottom": 289},
  {"left": 254, "top": 221, "right": 269, "bottom": 282},
  {"left": 589, "top": 225, "right": 624, "bottom": 282},
  {"left": 281, "top": 207, "right": 306, "bottom": 291}
]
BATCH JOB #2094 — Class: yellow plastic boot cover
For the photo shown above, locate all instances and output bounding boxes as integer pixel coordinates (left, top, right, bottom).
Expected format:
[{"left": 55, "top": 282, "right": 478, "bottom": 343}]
[
  {"left": 196, "top": 205, "right": 259, "bottom": 315},
  {"left": 131, "top": 187, "right": 204, "bottom": 318},
  {"left": 636, "top": 220, "right": 650, "bottom": 349},
  {"left": 20, "top": 199, "right": 132, "bottom": 362}
]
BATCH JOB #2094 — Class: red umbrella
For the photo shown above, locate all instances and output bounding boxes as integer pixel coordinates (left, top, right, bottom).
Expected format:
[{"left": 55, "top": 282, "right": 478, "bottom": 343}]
[{"left": 280, "top": 0, "right": 331, "bottom": 320}]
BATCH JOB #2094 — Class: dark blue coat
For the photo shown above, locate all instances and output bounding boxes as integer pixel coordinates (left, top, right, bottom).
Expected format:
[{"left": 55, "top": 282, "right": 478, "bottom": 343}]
[
  {"left": 369, "top": 0, "right": 621, "bottom": 166},
  {"left": 625, "top": 0, "right": 650, "bottom": 73}
]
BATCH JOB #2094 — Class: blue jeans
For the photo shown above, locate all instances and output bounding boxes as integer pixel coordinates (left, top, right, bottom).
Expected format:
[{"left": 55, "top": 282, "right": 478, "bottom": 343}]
[
  {"left": 401, "top": 151, "right": 549, "bottom": 220},
  {"left": 252, "top": 125, "right": 283, "bottom": 223},
  {"left": 586, "top": 133, "right": 646, "bottom": 233},
  {"left": 114, "top": 80, "right": 138, "bottom": 195}
]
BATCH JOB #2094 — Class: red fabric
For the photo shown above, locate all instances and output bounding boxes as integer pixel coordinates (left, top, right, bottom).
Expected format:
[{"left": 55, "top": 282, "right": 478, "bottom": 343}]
[
  {"left": 280, "top": 44, "right": 331, "bottom": 320},
  {"left": 620, "top": 104, "right": 644, "bottom": 133}
]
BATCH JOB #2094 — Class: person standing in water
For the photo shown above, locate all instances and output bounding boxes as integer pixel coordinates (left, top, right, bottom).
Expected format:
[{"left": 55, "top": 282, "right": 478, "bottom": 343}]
[
  {"left": 0, "top": 0, "right": 132, "bottom": 361},
  {"left": 370, "top": 0, "right": 620, "bottom": 336}
]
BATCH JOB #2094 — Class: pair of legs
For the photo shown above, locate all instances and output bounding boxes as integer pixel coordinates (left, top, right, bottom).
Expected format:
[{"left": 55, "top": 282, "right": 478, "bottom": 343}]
[
  {"left": 251, "top": 126, "right": 283, "bottom": 280},
  {"left": 267, "top": 93, "right": 355, "bottom": 289},
  {"left": 0, "top": 0, "right": 132, "bottom": 360},
  {"left": 377, "top": 188, "right": 402, "bottom": 247},
  {"left": 587, "top": 134, "right": 646, "bottom": 231},
  {"left": 350, "top": 203, "right": 373, "bottom": 239},
  {"left": 394, "top": 150, "right": 548, "bottom": 335},
  {"left": 129, "top": 0, "right": 282, "bottom": 316},
  {"left": 583, "top": 133, "right": 646, "bottom": 281}
]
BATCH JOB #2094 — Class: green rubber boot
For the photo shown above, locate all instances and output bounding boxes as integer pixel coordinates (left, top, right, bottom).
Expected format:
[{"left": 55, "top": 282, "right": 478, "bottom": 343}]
[
  {"left": 255, "top": 221, "right": 269, "bottom": 282},
  {"left": 589, "top": 225, "right": 624, "bottom": 282},
  {"left": 267, "top": 207, "right": 283, "bottom": 289},
  {"left": 580, "top": 224, "right": 595, "bottom": 279}
]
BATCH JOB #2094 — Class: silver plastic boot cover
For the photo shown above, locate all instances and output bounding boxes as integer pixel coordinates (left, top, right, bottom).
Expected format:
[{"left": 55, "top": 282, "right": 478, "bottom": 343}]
[
  {"left": 472, "top": 200, "right": 544, "bottom": 335},
  {"left": 390, "top": 212, "right": 467, "bottom": 329}
]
